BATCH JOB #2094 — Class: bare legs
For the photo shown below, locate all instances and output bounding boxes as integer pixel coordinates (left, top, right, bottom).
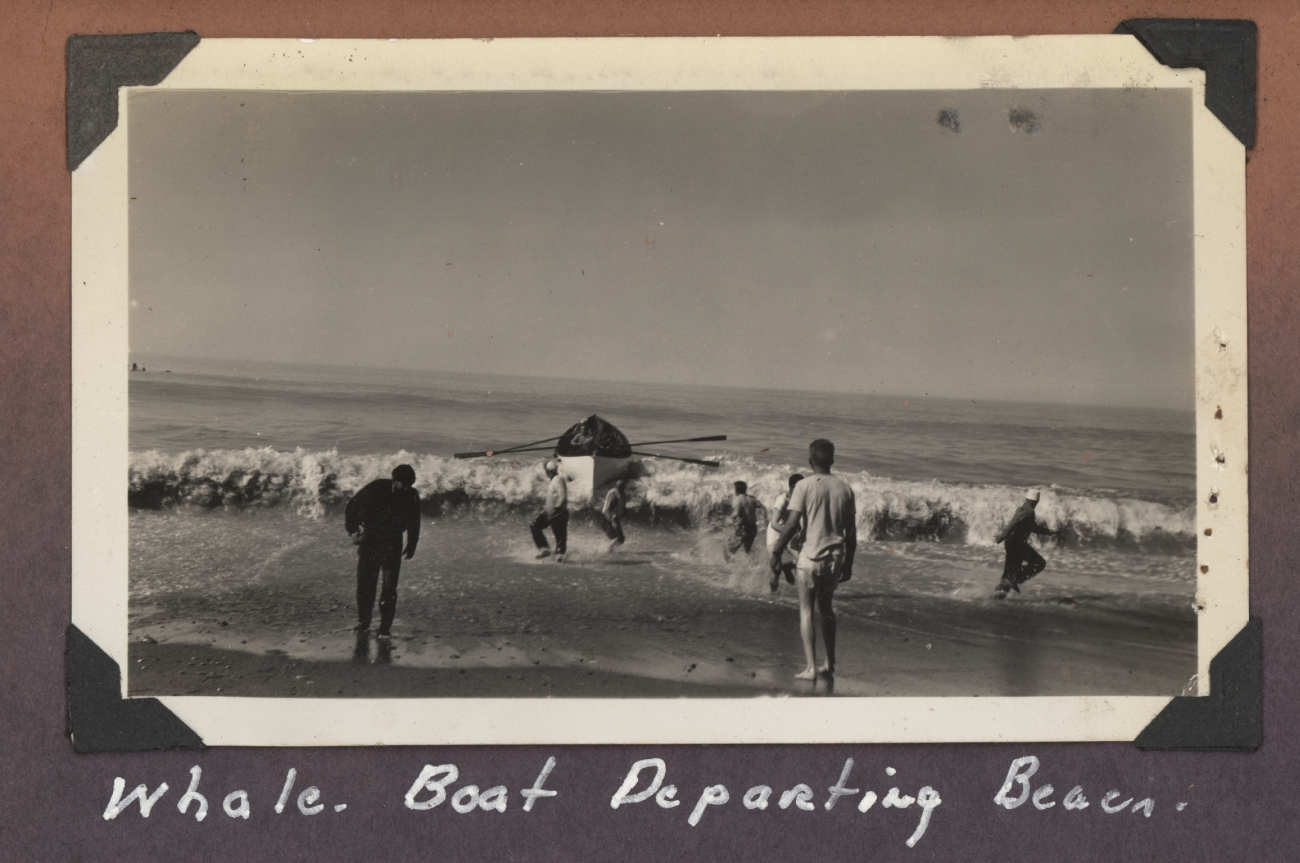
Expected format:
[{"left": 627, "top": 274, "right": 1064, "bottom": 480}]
[
  {"left": 795, "top": 567, "right": 837, "bottom": 680},
  {"left": 795, "top": 573, "right": 817, "bottom": 679},
  {"left": 817, "top": 589, "right": 836, "bottom": 675}
]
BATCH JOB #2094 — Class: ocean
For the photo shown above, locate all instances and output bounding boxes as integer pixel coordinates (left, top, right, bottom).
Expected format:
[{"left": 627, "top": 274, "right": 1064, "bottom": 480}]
[{"left": 127, "top": 357, "right": 1198, "bottom": 696}]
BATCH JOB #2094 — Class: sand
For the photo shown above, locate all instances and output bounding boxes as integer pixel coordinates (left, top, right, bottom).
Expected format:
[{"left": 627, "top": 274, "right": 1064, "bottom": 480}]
[{"left": 128, "top": 543, "right": 1196, "bottom": 699}]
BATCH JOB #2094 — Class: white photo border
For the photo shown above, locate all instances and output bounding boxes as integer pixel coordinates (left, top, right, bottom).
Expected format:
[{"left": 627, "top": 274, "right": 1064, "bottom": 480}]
[{"left": 71, "top": 36, "right": 1248, "bottom": 745}]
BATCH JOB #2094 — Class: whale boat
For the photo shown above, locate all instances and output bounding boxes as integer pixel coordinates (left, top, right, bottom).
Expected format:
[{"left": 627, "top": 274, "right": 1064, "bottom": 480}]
[
  {"left": 553, "top": 415, "right": 637, "bottom": 502},
  {"left": 453, "top": 414, "right": 725, "bottom": 504}
]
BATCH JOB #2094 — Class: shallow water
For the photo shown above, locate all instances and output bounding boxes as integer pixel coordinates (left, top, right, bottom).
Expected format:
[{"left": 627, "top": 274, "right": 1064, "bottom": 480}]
[{"left": 129, "top": 359, "right": 1197, "bottom": 689}]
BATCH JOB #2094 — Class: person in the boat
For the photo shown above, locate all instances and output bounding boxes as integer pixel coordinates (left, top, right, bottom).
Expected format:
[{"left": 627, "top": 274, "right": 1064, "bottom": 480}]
[
  {"left": 601, "top": 479, "right": 628, "bottom": 552},
  {"left": 768, "top": 440, "right": 857, "bottom": 681},
  {"left": 724, "top": 480, "right": 763, "bottom": 559},
  {"left": 765, "top": 473, "right": 805, "bottom": 591},
  {"left": 344, "top": 464, "right": 421, "bottom": 639},
  {"left": 993, "top": 489, "right": 1060, "bottom": 597},
  {"left": 531, "top": 460, "right": 569, "bottom": 562}
]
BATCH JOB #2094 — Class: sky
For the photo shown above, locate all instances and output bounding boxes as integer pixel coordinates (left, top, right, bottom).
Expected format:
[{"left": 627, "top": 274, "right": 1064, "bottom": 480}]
[{"left": 129, "top": 87, "right": 1194, "bottom": 408}]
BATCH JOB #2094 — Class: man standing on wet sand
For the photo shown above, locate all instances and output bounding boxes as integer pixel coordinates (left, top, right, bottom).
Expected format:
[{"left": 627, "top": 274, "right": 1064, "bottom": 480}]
[
  {"left": 345, "top": 464, "right": 421, "bottom": 639},
  {"left": 531, "top": 460, "right": 569, "bottom": 562},
  {"left": 994, "top": 489, "right": 1060, "bottom": 598},
  {"left": 724, "top": 481, "right": 762, "bottom": 560},
  {"left": 769, "top": 440, "right": 856, "bottom": 681}
]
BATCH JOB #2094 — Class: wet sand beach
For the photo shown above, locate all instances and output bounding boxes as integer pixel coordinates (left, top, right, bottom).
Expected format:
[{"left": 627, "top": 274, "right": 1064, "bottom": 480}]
[{"left": 129, "top": 523, "right": 1196, "bottom": 699}]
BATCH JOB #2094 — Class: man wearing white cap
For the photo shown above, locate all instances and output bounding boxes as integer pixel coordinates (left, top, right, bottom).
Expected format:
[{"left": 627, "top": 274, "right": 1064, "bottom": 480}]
[
  {"left": 530, "top": 460, "right": 569, "bottom": 562},
  {"left": 993, "top": 489, "right": 1059, "bottom": 597}
]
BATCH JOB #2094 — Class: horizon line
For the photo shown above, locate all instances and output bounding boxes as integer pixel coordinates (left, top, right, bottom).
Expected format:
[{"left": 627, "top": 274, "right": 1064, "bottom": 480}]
[{"left": 128, "top": 351, "right": 1195, "bottom": 414}]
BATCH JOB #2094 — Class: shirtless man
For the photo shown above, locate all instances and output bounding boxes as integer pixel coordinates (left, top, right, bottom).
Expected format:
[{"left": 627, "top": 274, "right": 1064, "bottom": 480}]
[
  {"left": 530, "top": 461, "right": 569, "bottom": 562},
  {"left": 769, "top": 440, "right": 857, "bottom": 681},
  {"left": 601, "top": 479, "right": 628, "bottom": 552},
  {"left": 724, "top": 481, "right": 762, "bottom": 560},
  {"left": 766, "top": 473, "right": 805, "bottom": 591}
]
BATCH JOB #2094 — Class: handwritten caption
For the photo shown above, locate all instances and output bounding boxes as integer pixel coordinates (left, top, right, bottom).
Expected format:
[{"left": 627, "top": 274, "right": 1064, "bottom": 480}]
[{"left": 100, "top": 755, "right": 1189, "bottom": 846}]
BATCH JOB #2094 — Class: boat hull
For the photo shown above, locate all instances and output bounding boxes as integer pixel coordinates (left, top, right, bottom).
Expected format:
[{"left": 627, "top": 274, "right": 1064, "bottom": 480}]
[{"left": 557, "top": 454, "right": 634, "bottom": 504}]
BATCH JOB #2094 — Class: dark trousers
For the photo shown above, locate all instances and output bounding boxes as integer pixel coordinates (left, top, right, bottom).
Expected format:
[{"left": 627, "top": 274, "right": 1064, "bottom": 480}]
[
  {"left": 531, "top": 509, "right": 569, "bottom": 554},
  {"left": 1002, "top": 539, "right": 1046, "bottom": 584},
  {"left": 725, "top": 522, "right": 758, "bottom": 556},
  {"left": 602, "top": 515, "right": 625, "bottom": 545},
  {"left": 357, "top": 535, "right": 403, "bottom": 633}
]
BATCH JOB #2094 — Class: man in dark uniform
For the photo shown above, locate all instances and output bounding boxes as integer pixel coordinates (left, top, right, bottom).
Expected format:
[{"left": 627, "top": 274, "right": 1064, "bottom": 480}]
[
  {"left": 345, "top": 464, "right": 421, "bottom": 637},
  {"left": 994, "top": 489, "right": 1059, "bottom": 598}
]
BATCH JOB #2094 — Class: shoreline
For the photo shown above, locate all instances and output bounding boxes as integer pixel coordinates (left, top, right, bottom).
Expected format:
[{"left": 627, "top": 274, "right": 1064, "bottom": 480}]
[
  {"left": 128, "top": 508, "right": 1196, "bottom": 700},
  {"left": 129, "top": 576, "right": 1196, "bottom": 699}
]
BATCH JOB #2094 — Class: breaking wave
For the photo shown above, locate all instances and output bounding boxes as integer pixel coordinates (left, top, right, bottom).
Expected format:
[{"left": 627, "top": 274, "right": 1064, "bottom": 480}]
[{"left": 129, "top": 448, "right": 1195, "bottom": 554}]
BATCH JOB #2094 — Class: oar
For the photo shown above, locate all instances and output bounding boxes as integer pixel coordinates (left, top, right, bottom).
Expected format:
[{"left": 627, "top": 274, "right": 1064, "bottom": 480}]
[
  {"left": 629, "top": 451, "right": 721, "bottom": 468},
  {"left": 454, "top": 445, "right": 558, "bottom": 459},
  {"left": 493, "top": 434, "right": 563, "bottom": 454},
  {"left": 453, "top": 435, "right": 563, "bottom": 459},
  {"left": 626, "top": 434, "right": 727, "bottom": 447}
]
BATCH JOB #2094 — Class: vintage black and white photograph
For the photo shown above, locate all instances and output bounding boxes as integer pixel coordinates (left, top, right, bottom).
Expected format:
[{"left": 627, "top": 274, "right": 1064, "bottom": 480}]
[{"left": 71, "top": 37, "right": 1247, "bottom": 743}]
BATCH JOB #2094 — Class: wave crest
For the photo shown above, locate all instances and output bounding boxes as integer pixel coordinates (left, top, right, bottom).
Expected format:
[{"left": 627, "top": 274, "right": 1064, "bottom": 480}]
[{"left": 129, "top": 448, "right": 1194, "bottom": 552}]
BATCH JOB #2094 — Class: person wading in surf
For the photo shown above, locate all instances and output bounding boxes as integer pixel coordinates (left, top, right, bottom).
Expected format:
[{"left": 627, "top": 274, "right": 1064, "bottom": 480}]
[
  {"left": 601, "top": 479, "right": 628, "bottom": 553},
  {"left": 770, "top": 440, "right": 856, "bottom": 681},
  {"left": 724, "top": 481, "right": 763, "bottom": 560},
  {"left": 766, "top": 473, "right": 805, "bottom": 591},
  {"left": 345, "top": 464, "right": 421, "bottom": 639},
  {"left": 994, "top": 489, "right": 1061, "bottom": 598},
  {"left": 531, "top": 460, "right": 569, "bottom": 562}
]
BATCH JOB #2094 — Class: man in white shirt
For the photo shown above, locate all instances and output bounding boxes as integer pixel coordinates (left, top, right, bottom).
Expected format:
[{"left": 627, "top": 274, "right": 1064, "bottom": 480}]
[
  {"left": 769, "top": 440, "right": 857, "bottom": 680},
  {"left": 530, "top": 460, "right": 569, "bottom": 562},
  {"left": 765, "top": 473, "right": 805, "bottom": 591}
]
